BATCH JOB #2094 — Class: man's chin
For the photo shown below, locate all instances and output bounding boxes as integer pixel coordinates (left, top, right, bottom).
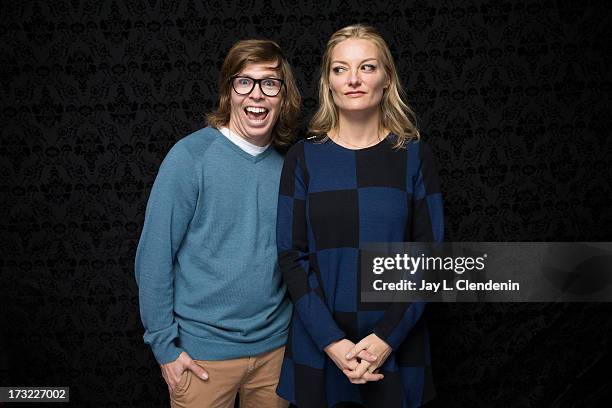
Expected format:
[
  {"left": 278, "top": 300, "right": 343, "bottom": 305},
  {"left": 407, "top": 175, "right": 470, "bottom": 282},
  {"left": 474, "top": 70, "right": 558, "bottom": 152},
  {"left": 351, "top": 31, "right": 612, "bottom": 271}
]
[{"left": 239, "top": 127, "right": 271, "bottom": 145}]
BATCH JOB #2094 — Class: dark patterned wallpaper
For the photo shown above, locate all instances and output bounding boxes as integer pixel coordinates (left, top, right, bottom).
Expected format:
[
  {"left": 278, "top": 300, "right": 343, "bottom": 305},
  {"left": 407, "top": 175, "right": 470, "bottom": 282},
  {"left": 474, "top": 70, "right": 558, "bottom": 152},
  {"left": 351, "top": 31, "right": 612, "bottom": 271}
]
[{"left": 1, "top": 1, "right": 611, "bottom": 407}]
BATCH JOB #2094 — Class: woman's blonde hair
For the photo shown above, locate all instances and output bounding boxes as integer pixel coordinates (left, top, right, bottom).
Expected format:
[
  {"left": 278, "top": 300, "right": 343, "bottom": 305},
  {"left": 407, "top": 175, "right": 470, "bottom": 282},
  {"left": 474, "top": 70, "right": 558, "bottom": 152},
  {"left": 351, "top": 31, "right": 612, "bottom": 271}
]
[
  {"left": 206, "top": 39, "right": 301, "bottom": 148},
  {"left": 309, "top": 25, "right": 420, "bottom": 148}
]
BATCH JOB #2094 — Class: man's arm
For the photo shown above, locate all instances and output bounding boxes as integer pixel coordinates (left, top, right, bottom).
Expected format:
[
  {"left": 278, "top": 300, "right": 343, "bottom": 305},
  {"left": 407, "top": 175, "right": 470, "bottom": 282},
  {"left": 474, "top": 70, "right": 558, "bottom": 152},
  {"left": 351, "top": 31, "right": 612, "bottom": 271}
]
[{"left": 135, "top": 142, "right": 198, "bottom": 364}]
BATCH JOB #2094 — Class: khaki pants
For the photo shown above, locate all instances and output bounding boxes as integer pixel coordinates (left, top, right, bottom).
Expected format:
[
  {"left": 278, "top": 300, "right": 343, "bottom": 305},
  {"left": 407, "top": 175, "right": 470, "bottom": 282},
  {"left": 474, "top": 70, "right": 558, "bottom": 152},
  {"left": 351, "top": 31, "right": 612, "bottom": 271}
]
[{"left": 170, "top": 346, "right": 288, "bottom": 408}]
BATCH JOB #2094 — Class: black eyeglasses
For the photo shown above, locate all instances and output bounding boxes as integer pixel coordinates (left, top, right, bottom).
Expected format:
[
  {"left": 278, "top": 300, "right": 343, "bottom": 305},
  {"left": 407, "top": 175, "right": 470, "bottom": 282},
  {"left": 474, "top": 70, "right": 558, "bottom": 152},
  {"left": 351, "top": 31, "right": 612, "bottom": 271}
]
[{"left": 230, "top": 76, "right": 285, "bottom": 97}]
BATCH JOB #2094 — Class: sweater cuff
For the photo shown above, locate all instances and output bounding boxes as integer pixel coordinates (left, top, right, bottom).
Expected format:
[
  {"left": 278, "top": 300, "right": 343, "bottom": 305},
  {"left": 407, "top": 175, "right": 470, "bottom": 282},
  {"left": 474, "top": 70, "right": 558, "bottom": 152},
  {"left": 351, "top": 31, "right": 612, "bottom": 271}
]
[
  {"left": 373, "top": 326, "right": 401, "bottom": 351},
  {"left": 151, "top": 342, "right": 183, "bottom": 365},
  {"left": 372, "top": 302, "right": 425, "bottom": 351},
  {"left": 318, "top": 329, "right": 347, "bottom": 352},
  {"left": 294, "top": 292, "right": 347, "bottom": 351},
  {"left": 144, "top": 323, "right": 184, "bottom": 364}
]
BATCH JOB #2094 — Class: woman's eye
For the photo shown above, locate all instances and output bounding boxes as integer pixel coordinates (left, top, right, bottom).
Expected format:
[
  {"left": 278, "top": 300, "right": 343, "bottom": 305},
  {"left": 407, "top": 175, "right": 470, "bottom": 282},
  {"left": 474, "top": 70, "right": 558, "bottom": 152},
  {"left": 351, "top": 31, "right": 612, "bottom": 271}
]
[
  {"left": 332, "top": 66, "right": 346, "bottom": 74},
  {"left": 239, "top": 79, "right": 250, "bottom": 85},
  {"left": 362, "top": 64, "right": 376, "bottom": 72}
]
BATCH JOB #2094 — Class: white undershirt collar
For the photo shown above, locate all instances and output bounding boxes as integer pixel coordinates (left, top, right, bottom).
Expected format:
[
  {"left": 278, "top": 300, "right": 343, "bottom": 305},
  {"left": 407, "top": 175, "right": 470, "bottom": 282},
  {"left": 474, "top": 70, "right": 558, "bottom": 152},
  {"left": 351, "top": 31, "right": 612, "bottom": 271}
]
[{"left": 219, "top": 127, "right": 270, "bottom": 156}]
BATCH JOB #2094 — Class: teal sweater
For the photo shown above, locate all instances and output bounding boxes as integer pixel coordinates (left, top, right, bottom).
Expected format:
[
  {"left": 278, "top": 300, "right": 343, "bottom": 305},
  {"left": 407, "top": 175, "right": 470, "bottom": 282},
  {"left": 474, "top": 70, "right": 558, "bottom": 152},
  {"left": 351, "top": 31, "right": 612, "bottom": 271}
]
[{"left": 135, "top": 127, "right": 292, "bottom": 364}]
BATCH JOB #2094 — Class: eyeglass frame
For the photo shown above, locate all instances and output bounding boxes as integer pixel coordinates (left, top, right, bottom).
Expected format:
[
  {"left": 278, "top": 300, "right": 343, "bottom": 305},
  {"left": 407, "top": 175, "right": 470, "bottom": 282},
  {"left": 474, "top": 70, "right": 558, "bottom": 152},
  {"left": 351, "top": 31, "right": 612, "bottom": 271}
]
[{"left": 229, "top": 75, "right": 285, "bottom": 97}]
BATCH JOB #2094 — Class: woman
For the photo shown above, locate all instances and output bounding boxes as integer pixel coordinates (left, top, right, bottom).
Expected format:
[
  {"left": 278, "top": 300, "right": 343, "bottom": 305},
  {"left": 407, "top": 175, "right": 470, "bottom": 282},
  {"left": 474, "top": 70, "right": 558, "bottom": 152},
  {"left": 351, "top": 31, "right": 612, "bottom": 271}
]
[{"left": 276, "top": 25, "right": 444, "bottom": 408}]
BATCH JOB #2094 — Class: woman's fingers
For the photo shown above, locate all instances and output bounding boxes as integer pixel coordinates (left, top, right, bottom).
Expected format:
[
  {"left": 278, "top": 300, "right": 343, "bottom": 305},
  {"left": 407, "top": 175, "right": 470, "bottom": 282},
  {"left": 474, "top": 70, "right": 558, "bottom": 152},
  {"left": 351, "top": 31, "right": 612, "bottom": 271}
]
[
  {"left": 361, "top": 371, "right": 384, "bottom": 381},
  {"left": 343, "top": 366, "right": 384, "bottom": 383},
  {"left": 345, "top": 338, "right": 369, "bottom": 359},
  {"left": 356, "top": 349, "right": 377, "bottom": 362},
  {"left": 344, "top": 358, "right": 359, "bottom": 371},
  {"left": 344, "top": 361, "right": 371, "bottom": 380},
  {"left": 343, "top": 368, "right": 365, "bottom": 383}
]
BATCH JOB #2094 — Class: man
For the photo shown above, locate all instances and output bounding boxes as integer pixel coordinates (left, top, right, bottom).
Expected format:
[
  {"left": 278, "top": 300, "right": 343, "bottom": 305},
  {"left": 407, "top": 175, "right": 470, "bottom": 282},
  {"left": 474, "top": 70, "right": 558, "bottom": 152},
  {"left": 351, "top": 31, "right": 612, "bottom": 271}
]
[{"left": 135, "top": 39, "right": 301, "bottom": 408}]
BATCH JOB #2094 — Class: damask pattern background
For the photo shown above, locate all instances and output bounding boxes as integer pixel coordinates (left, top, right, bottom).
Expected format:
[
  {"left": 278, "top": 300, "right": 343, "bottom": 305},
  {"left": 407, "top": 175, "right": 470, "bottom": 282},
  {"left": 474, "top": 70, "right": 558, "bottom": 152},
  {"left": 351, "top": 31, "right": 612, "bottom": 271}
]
[{"left": 1, "top": 0, "right": 611, "bottom": 407}]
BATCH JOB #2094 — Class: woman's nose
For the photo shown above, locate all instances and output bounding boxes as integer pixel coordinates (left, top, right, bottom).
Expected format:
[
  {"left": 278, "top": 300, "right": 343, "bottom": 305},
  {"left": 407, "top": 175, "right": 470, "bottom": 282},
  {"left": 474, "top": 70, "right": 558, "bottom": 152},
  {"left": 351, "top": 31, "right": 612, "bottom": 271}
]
[{"left": 348, "top": 70, "right": 361, "bottom": 86}]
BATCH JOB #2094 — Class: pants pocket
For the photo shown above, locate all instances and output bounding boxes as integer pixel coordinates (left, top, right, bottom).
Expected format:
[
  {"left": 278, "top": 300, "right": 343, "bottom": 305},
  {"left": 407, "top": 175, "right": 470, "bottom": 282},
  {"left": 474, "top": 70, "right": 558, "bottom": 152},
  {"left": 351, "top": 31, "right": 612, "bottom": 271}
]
[{"left": 173, "top": 369, "right": 191, "bottom": 397}]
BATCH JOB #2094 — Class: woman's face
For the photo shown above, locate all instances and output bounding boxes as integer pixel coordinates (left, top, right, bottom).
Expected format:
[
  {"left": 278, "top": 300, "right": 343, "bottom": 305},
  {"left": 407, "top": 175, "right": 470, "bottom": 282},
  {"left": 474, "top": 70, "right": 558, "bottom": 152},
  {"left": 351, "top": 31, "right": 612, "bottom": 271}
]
[{"left": 328, "top": 38, "right": 387, "bottom": 115}]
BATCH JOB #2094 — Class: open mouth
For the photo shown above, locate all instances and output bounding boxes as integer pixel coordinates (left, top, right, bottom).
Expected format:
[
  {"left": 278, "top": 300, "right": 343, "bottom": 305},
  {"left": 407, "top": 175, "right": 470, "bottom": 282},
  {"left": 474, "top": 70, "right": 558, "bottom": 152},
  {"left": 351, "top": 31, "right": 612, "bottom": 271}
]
[{"left": 244, "top": 106, "right": 269, "bottom": 122}]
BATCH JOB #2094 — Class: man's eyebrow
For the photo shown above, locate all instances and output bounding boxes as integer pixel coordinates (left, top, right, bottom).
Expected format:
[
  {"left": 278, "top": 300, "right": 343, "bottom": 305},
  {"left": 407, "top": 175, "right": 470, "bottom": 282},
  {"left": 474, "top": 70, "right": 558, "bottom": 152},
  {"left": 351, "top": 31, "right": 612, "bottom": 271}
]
[
  {"left": 331, "top": 58, "right": 378, "bottom": 65},
  {"left": 256, "top": 64, "right": 280, "bottom": 71},
  {"left": 240, "top": 66, "right": 280, "bottom": 76}
]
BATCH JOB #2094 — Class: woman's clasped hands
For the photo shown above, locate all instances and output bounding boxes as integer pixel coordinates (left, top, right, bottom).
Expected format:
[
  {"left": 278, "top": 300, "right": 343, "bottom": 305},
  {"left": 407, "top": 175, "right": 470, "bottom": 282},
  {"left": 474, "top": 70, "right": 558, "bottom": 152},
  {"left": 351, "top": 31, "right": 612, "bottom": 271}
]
[{"left": 324, "top": 333, "right": 392, "bottom": 384}]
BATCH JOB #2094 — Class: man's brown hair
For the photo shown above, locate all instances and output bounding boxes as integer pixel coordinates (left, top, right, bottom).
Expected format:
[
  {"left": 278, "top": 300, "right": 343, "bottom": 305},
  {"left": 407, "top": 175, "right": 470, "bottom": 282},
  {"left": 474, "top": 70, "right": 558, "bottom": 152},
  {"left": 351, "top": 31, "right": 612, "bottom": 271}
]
[{"left": 206, "top": 39, "right": 301, "bottom": 148}]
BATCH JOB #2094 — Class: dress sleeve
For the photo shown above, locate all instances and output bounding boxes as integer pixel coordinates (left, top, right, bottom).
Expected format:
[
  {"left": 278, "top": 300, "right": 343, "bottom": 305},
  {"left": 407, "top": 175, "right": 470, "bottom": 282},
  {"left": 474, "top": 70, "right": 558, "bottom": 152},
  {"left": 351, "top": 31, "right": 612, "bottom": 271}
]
[
  {"left": 373, "top": 141, "right": 444, "bottom": 350},
  {"left": 134, "top": 142, "right": 198, "bottom": 364},
  {"left": 277, "top": 143, "right": 346, "bottom": 351}
]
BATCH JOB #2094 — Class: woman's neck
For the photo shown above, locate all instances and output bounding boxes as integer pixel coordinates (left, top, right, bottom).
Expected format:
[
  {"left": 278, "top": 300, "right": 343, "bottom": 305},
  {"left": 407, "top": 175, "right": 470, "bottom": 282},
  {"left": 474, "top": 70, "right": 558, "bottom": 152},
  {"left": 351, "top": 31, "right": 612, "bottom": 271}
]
[{"left": 330, "top": 109, "right": 385, "bottom": 149}]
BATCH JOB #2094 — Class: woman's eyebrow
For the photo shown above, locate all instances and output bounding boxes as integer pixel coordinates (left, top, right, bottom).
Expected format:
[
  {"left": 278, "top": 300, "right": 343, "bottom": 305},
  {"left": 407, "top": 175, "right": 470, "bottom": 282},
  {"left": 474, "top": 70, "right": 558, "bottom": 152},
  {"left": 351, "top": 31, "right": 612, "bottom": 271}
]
[{"left": 331, "top": 57, "right": 378, "bottom": 65}]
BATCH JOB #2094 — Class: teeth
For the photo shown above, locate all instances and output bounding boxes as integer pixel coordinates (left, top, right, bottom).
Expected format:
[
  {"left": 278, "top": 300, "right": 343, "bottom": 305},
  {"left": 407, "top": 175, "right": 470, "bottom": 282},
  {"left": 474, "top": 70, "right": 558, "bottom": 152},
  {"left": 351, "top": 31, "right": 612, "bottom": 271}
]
[{"left": 245, "top": 107, "right": 267, "bottom": 113}]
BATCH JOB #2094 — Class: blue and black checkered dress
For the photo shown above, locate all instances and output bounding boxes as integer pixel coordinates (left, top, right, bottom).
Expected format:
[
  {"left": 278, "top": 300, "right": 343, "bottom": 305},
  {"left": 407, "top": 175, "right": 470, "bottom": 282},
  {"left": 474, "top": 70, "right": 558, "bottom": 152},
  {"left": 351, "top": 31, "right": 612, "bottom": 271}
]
[{"left": 276, "top": 135, "right": 444, "bottom": 408}]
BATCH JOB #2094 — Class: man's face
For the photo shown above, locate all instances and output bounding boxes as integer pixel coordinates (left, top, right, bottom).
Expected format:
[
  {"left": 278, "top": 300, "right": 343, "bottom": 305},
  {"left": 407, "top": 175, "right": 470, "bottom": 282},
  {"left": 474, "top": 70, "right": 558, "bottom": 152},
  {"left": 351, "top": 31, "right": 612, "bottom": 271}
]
[{"left": 228, "top": 62, "right": 283, "bottom": 147}]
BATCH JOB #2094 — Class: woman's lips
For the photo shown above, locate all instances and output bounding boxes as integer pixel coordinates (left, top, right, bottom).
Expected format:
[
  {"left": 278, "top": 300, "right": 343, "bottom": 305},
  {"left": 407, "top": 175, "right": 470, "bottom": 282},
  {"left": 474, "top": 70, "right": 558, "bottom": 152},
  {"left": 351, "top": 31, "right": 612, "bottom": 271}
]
[{"left": 345, "top": 91, "right": 366, "bottom": 97}]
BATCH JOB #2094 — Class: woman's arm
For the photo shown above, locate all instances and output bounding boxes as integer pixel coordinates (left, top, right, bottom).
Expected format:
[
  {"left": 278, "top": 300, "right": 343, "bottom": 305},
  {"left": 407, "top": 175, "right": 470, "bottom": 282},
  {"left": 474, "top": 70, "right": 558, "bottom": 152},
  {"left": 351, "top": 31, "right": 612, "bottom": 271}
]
[
  {"left": 278, "top": 142, "right": 387, "bottom": 382},
  {"left": 373, "top": 140, "right": 444, "bottom": 350},
  {"left": 277, "top": 142, "right": 347, "bottom": 351}
]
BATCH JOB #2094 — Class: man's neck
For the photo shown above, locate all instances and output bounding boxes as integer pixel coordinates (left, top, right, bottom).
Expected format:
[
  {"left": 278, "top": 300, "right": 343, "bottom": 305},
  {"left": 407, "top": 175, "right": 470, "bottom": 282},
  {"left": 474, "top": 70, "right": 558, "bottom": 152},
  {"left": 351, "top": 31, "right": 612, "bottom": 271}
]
[
  {"left": 227, "top": 124, "right": 271, "bottom": 147},
  {"left": 219, "top": 127, "right": 270, "bottom": 156}
]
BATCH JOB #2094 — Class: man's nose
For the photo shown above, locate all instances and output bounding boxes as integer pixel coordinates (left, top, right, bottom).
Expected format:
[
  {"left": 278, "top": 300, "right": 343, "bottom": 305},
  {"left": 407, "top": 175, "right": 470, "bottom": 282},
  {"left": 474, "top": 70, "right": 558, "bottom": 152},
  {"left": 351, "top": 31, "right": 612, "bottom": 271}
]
[{"left": 249, "top": 82, "right": 264, "bottom": 99}]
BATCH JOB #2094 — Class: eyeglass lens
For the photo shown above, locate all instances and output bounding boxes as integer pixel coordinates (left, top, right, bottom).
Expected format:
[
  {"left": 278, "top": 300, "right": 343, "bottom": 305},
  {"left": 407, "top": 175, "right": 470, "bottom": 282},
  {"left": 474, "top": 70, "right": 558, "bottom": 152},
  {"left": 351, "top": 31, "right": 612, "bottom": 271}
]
[{"left": 232, "top": 77, "right": 282, "bottom": 96}]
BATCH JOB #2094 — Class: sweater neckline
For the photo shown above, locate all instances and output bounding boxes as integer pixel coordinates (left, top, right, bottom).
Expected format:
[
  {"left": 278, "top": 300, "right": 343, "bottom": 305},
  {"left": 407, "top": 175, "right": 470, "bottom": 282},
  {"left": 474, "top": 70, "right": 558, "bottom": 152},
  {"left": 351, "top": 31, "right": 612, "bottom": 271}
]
[{"left": 211, "top": 127, "right": 275, "bottom": 163}]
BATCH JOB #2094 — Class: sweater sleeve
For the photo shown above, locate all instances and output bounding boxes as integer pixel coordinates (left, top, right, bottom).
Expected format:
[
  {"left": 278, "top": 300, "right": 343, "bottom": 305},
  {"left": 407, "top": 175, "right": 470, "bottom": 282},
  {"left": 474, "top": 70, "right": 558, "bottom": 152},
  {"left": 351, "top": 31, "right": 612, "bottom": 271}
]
[
  {"left": 277, "top": 143, "right": 346, "bottom": 351},
  {"left": 373, "top": 141, "right": 444, "bottom": 350},
  {"left": 135, "top": 142, "right": 198, "bottom": 364}
]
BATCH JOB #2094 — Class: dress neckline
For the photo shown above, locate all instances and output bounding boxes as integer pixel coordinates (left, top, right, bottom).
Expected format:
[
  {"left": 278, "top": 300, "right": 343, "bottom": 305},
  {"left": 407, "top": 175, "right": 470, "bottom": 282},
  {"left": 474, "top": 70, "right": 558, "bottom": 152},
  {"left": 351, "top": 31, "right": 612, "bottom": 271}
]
[{"left": 325, "top": 133, "right": 392, "bottom": 151}]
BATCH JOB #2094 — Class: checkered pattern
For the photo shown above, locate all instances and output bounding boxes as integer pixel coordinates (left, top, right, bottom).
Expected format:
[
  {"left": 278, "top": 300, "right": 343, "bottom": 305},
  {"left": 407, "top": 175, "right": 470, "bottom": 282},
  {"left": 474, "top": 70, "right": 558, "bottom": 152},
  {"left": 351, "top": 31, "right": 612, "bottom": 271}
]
[{"left": 276, "top": 136, "right": 444, "bottom": 408}]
